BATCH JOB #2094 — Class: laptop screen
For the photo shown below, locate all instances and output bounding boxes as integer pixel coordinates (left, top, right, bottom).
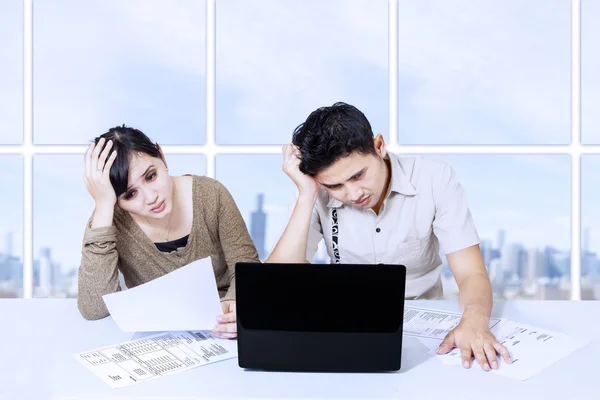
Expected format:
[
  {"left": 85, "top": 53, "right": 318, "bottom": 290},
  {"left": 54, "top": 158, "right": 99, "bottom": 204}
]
[{"left": 236, "top": 263, "right": 406, "bottom": 334}]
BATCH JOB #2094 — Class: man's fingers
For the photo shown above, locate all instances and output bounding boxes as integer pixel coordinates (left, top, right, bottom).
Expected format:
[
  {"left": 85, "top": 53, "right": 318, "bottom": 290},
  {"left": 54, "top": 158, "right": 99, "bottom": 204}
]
[
  {"left": 460, "top": 348, "right": 472, "bottom": 369},
  {"left": 484, "top": 342, "right": 498, "bottom": 370},
  {"left": 473, "top": 349, "right": 490, "bottom": 371},
  {"left": 291, "top": 144, "right": 301, "bottom": 158},
  {"left": 282, "top": 144, "right": 292, "bottom": 158},
  {"left": 436, "top": 333, "right": 455, "bottom": 354},
  {"left": 493, "top": 341, "right": 512, "bottom": 364}
]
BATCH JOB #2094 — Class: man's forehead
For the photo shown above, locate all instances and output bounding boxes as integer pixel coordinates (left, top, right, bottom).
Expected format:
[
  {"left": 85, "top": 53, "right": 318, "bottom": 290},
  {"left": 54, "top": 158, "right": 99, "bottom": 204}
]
[{"left": 317, "top": 154, "right": 369, "bottom": 184}]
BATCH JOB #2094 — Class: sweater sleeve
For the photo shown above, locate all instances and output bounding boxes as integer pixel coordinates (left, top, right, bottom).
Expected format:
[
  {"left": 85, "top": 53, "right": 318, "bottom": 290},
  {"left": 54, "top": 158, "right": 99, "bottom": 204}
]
[
  {"left": 77, "top": 220, "right": 122, "bottom": 320},
  {"left": 215, "top": 181, "right": 260, "bottom": 302}
]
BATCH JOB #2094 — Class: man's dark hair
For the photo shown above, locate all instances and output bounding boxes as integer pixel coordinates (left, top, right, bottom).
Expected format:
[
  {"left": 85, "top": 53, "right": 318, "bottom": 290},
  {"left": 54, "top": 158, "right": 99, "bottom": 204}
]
[
  {"left": 91, "top": 125, "right": 163, "bottom": 197},
  {"left": 292, "top": 102, "right": 377, "bottom": 176}
]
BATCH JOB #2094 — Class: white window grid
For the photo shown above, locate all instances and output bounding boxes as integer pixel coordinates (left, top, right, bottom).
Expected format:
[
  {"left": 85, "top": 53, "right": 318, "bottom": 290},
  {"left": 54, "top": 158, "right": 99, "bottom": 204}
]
[{"left": 0, "top": 0, "right": 585, "bottom": 299}]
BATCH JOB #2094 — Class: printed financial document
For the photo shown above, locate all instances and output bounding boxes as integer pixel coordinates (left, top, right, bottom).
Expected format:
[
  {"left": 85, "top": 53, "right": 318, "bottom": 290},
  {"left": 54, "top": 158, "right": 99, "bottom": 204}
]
[
  {"left": 403, "top": 306, "right": 506, "bottom": 340},
  {"left": 102, "top": 257, "right": 223, "bottom": 332},
  {"left": 74, "top": 330, "right": 237, "bottom": 389},
  {"left": 434, "top": 320, "right": 591, "bottom": 380}
]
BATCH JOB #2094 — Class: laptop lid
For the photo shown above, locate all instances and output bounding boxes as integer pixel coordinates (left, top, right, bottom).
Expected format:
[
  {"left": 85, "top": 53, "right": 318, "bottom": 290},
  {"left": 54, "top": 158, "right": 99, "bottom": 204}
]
[{"left": 235, "top": 262, "right": 406, "bottom": 372}]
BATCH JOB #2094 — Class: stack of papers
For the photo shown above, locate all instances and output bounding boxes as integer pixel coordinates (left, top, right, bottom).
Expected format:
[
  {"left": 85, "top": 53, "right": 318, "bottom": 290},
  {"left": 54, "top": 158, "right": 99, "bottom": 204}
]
[
  {"left": 433, "top": 319, "right": 589, "bottom": 380},
  {"left": 404, "top": 306, "right": 592, "bottom": 381},
  {"left": 74, "top": 258, "right": 236, "bottom": 388}
]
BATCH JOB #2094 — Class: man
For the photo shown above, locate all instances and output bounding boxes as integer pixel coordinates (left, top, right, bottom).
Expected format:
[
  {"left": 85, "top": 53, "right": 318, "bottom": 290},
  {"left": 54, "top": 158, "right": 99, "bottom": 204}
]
[{"left": 266, "top": 102, "right": 512, "bottom": 371}]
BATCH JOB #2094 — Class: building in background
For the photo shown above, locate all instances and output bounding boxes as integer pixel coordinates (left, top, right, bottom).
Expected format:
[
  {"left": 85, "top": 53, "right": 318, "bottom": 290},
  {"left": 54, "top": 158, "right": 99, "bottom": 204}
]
[
  {"left": 5, "top": 214, "right": 600, "bottom": 300},
  {"left": 250, "top": 193, "right": 268, "bottom": 262}
]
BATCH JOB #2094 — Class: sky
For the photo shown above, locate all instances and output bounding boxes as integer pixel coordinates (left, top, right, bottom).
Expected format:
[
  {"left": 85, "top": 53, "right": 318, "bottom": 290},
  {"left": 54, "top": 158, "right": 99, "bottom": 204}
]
[
  {"left": 0, "top": 0, "right": 599, "bottom": 293},
  {"left": 0, "top": 0, "right": 22, "bottom": 144},
  {"left": 32, "top": 0, "right": 206, "bottom": 144},
  {"left": 216, "top": 0, "right": 388, "bottom": 144},
  {"left": 398, "top": 0, "right": 572, "bottom": 144}
]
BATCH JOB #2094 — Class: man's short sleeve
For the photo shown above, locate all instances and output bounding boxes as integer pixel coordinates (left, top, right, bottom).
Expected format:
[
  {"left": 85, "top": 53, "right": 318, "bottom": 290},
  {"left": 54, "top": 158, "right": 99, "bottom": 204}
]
[{"left": 432, "top": 163, "right": 480, "bottom": 254}]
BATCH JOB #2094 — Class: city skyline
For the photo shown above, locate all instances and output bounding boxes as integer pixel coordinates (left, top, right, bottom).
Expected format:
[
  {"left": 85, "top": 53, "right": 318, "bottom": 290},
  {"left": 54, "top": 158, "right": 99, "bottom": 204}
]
[{"left": 0, "top": 198, "right": 592, "bottom": 300}]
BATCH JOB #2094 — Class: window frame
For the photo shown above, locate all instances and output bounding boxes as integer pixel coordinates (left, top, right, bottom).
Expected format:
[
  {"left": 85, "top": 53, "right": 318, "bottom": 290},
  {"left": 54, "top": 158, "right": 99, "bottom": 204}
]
[{"left": 0, "top": 0, "right": 583, "bottom": 300}]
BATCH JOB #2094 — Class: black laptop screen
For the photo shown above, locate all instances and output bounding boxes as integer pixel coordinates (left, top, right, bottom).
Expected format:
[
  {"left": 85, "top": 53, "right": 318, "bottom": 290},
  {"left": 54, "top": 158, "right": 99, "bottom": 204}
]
[{"left": 236, "top": 263, "right": 406, "bottom": 333}]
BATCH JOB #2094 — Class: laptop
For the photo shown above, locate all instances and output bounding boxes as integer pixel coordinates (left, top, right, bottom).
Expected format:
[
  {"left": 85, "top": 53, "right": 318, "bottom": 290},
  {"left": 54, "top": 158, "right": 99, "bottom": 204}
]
[{"left": 235, "top": 262, "right": 406, "bottom": 372}]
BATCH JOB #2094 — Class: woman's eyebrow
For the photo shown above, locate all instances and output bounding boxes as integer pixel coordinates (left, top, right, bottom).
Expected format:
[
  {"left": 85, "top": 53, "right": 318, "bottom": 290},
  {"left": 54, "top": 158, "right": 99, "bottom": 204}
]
[{"left": 125, "top": 165, "right": 155, "bottom": 191}]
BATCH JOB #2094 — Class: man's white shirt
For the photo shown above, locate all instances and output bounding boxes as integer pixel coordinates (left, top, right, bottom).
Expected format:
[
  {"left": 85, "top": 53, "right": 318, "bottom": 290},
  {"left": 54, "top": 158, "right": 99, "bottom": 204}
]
[{"left": 305, "top": 152, "right": 480, "bottom": 299}]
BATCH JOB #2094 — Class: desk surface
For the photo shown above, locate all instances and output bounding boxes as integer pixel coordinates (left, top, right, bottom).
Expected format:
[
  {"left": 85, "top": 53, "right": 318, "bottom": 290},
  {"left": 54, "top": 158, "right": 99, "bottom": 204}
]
[{"left": 0, "top": 299, "right": 597, "bottom": 399}]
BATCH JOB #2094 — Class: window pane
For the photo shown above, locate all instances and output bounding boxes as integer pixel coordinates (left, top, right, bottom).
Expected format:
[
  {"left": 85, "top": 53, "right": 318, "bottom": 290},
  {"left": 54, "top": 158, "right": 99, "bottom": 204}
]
[
  {"left": 216, "top": 155, "right": 330, "bottom": 263},
  {"left": 216, "top": 0, "right": 387, "bottom": 145},
  {"left": 0, "top": 0, "right": 23, "bottom": 144},
  {"left": 33, "top": 154, "right": 205, "bottom": 298},
  {"left": 399, "top": 0, "right": 570, "bottom": 144},
  {"left": 34, "top": 0, "right": 205, "bottom": 145},
  {"left": 0, "top": 156, "right": 23, "bottom": 297},
  {"left": 428, "top": 155, "right": 571, "bottom": 300},
  {"left": 582, "top": 0, "right": 599, "bottom": 143},
  {"left": 582, "top": 156, "right": 600, "bottom": 299}
]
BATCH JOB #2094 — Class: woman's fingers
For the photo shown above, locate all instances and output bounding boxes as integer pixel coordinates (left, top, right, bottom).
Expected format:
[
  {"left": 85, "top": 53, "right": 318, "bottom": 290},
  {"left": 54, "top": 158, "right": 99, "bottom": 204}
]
[{"left": 97, "top": 140, "right": 113, "bottom": 175}]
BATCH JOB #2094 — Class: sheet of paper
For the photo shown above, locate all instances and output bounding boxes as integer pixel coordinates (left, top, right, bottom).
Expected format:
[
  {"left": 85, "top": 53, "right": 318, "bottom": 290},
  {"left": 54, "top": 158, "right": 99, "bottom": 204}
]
[
  {"left": 434, "top": 320, "right": 592, "bottom": 380},
  {"left": 403, "top": 306, "right": 506, "bottom": 341},
  {"left": 102, "top": 258, "right": 223, "bottom": 332},
  {"left": 74, "top": 330, "right": 237, "bottom": 389}
]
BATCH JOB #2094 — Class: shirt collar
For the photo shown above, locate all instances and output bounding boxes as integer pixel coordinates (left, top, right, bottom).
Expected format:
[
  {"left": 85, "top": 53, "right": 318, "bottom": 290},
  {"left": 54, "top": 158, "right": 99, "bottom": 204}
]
[
  {"left": 387, "top": 152, "right": 418, "bottom": 196},
  {"left": 325, "top": 152, "right": 417, "bottom": 208}
]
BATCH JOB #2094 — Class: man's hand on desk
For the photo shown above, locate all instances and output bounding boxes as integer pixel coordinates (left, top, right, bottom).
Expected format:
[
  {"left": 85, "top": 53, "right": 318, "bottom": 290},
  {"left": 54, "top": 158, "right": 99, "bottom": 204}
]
[
  {"left": 212, "top": 300, "right": 237, "bottom": 339},
  {"left": 436, "top": 310, "right": 512, "bottom": 371}
]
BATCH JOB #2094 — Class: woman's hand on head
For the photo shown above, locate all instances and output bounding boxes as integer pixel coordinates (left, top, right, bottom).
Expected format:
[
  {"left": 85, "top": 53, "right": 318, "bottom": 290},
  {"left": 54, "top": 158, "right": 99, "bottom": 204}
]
[{"left": 85, "top": 138, "right": 118, "bottom": 208}]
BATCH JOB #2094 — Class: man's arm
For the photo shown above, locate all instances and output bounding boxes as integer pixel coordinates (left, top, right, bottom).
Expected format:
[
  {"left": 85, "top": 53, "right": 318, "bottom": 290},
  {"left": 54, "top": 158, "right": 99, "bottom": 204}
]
[
  {"left": 265, "top": 144, "right": 322, "bottom": 264},
  {"left": 265, "top": 193, "right": 317, "bottom": 263},
  {"left": 446, "top": 244, "right": 493, "bottom": 322},
  {"left": 431, "top": 161, "right": 510, "bottom": 370}
]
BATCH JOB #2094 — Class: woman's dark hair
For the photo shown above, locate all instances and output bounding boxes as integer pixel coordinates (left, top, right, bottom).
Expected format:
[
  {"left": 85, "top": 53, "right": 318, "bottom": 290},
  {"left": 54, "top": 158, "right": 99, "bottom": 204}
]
[
  {"left": 92, "top": 125, "right": 163, "bottom": 197},
  {"left": 291, "top": 102, "right": 377, "bottom": 176}
]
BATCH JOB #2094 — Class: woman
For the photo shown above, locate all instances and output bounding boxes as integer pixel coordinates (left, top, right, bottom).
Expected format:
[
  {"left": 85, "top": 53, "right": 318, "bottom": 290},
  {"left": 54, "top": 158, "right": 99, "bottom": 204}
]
[{"left": 78, "top": 125, "right": 259, "bottom": 339}]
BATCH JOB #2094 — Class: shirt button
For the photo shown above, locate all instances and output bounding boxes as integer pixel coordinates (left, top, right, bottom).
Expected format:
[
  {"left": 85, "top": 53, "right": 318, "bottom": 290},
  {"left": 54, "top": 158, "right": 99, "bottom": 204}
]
[{"left": 376, "top": 228, "right": 381, "bottom": 233}]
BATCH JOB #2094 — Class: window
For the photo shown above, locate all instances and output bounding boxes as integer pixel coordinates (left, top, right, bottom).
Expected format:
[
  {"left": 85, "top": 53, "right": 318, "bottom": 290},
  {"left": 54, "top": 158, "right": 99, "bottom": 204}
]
[
  {"left": 0, "top": 0, "right": 586, "bottom": 301},
  {"left": 0, "top": 156, "right": 23, "bottom": 297},
  {"left": 398, "top": 0, "right": 570, "bottom": 145},
  {"left": 33, "top": 0, "right": 206, "bottom": 144},
  {"left": 432, "top": 155, "right": 571, "bottom": 300},
  {"left": 216, "top": 0, "right": 388, "bottom": 144},
  {"left": 582, "top": 156, "right": 599, "bottom": 299},
  {"left": 0, "top": 0, "right": 22, "bottom": 144}
]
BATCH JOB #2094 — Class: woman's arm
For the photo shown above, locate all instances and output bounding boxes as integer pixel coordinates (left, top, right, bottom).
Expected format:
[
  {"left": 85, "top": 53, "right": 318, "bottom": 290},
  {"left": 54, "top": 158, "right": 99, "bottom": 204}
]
[
  {"left": 215, "top": 181, "right": 260, "bottom": 301},
  {"left": 77, "top": 213, "right": 121, "bottom": 320}
]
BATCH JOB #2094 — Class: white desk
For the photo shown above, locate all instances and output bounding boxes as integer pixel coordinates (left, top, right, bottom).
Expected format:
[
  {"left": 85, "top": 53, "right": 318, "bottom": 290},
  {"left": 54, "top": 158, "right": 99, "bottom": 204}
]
[{"left": 0, "top": 299, "right": 597, "bottom": 399}]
